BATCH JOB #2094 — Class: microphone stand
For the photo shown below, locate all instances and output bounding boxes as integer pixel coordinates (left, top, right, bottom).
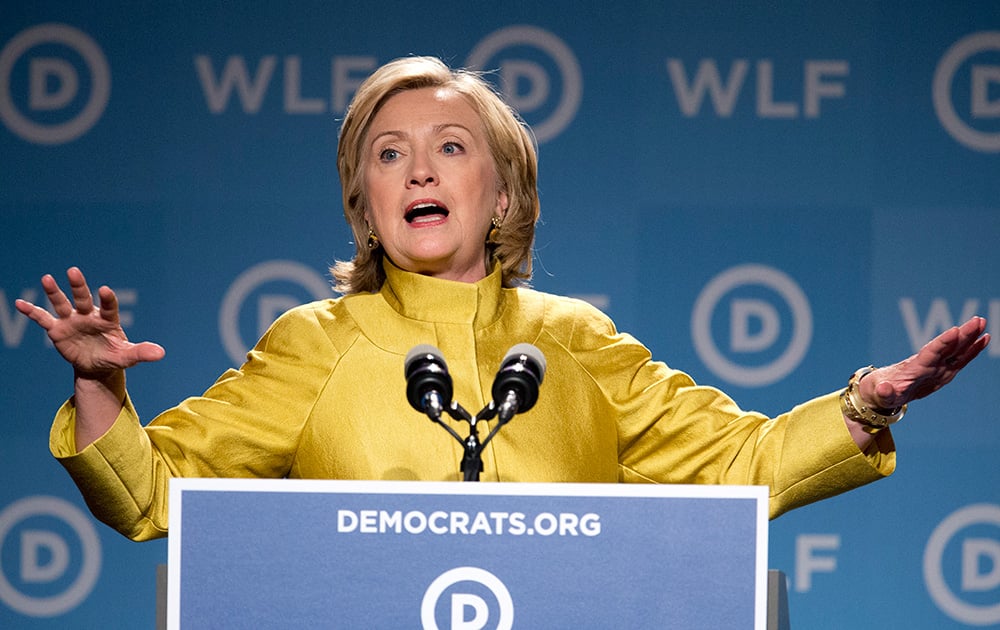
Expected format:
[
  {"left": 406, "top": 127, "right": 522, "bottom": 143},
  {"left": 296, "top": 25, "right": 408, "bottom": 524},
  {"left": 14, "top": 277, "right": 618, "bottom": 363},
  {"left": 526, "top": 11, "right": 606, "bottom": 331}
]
[
  {"left": 420, "top": 397, "right": 508, "bottom": 482},
  {"left": 408, "top": 343, "right": 542, "bottom": 482}
]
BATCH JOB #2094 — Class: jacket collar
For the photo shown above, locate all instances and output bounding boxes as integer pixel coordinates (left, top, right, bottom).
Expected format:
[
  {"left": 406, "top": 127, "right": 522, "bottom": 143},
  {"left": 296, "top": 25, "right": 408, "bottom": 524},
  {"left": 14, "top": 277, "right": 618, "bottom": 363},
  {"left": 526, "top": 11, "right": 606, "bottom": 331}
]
[{"left": 379, "top": 259, "right": 505, "bottom": 327}]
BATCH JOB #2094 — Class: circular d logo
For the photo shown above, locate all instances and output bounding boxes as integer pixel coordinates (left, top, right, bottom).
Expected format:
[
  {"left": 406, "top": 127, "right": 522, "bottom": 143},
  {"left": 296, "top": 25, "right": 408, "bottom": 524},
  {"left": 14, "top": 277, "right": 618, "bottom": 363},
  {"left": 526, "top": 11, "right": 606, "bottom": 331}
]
[{"left": 421, "top": 566, "right": 514, "bottom": 630}]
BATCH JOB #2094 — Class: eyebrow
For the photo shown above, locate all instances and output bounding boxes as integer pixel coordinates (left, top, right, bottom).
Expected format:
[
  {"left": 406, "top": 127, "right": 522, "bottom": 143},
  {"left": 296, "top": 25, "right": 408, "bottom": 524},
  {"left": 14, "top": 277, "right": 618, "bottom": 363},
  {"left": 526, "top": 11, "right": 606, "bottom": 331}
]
[{"left": 368, "top": 123, "right": 475, "bottom": 148}]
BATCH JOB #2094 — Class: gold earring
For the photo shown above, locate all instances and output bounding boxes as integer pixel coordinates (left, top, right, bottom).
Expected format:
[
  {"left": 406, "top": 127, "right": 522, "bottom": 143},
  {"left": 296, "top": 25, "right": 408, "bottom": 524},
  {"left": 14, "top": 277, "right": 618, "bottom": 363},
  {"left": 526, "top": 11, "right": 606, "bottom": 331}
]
[
  {"left": 486, "top": 216, "right": 502, "bottom": 245},
  {"left": 367, "top": 229, "right": 380, "bottom": 250}
]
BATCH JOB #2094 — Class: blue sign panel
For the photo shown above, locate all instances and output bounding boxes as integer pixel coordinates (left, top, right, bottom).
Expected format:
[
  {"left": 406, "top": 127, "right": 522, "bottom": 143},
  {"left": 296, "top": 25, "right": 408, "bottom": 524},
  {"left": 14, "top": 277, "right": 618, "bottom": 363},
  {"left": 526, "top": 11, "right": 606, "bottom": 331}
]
[{"left": 168, "top": 480, "right": 768, "bottom": 629}]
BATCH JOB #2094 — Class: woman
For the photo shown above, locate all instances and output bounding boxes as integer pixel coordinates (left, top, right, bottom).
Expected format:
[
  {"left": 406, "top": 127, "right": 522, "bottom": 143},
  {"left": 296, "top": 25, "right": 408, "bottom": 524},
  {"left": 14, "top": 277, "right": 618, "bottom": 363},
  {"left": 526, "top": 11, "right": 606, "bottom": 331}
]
[{"left": 15, "top": 57, "right": 990, "bottom": 542}]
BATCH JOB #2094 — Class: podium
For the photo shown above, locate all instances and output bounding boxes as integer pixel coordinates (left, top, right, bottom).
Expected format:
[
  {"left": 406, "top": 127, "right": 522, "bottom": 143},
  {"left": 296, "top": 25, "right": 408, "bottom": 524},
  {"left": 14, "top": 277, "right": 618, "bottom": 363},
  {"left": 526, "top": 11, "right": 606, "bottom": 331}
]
[{"left": 160, "top": 479, "right": 789, "bottom": 629}]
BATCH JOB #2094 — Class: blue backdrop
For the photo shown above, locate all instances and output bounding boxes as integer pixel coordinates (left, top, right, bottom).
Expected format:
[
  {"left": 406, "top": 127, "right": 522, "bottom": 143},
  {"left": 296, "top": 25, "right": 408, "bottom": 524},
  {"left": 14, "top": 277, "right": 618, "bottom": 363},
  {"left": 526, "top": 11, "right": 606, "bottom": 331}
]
[{"left": 2, "top": 2, "right": 999, "bottom": 627}]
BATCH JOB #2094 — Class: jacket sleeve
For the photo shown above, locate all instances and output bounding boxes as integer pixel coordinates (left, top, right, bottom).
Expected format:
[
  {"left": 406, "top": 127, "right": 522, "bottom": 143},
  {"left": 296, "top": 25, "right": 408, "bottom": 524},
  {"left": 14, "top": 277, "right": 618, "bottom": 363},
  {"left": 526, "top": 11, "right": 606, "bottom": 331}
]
[
  {"left": 49, "top": 301, "right": 341, "bottom": 541},
  {"left": 562, "top": 300, "right": 896, "bottom": 519}
]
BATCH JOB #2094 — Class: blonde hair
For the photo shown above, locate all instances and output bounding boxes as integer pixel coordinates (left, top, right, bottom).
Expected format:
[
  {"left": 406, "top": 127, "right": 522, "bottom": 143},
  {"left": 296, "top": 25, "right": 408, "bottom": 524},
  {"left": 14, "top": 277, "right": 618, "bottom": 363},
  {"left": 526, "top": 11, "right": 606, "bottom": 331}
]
[{"left": 331, "top": 56, "right": 539, "bottom": 294}]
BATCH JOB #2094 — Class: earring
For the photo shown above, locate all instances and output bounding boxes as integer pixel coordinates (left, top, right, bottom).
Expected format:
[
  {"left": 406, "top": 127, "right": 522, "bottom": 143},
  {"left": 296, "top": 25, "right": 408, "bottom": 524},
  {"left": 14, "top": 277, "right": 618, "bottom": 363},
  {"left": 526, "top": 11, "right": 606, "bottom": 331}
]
[
  {"left": 367, "top": 229, "right": 380, "bottom": 250},
  {"left": 486, "top": 216, "right": 502, "bottom": 245}
]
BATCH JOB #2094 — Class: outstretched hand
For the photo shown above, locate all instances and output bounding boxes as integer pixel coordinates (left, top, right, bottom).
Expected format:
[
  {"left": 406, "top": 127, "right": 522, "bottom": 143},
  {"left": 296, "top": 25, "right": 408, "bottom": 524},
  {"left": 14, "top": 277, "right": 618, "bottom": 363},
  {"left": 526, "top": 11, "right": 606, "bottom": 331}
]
[
  {"left": 15, "top": 267, "right": 165, "bottom": 378},
  {"left": 859, "top": 316, "right": 990, "bottom": 410}
]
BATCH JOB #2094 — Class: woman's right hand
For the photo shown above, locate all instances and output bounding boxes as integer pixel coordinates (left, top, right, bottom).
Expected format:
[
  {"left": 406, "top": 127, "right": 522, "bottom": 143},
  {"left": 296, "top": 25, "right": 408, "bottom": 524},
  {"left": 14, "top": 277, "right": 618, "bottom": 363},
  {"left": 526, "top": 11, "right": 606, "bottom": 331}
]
[{"left": 15, "top": 267, "right": 165, "bottom": 378}]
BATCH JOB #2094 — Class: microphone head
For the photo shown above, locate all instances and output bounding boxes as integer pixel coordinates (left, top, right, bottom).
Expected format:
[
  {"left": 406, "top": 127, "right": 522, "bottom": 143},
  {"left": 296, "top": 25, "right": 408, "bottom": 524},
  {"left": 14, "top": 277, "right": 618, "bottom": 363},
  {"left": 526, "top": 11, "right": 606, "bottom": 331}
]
[
  {"left": 404, "top": 345, "right": 453, "bottom": 412},
  {"left": 505, "top": 343, "right": 546, "bottom": 381},
  {"left": 492, "top": 343, "right": 546, "bottom": 412}
]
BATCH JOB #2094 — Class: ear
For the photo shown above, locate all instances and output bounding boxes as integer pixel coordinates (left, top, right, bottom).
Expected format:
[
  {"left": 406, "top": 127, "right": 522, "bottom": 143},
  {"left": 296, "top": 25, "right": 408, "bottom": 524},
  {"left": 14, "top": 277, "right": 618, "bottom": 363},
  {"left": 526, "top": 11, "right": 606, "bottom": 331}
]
[{"left": 496, "top": 190, "right": 509, "bottom": 220}]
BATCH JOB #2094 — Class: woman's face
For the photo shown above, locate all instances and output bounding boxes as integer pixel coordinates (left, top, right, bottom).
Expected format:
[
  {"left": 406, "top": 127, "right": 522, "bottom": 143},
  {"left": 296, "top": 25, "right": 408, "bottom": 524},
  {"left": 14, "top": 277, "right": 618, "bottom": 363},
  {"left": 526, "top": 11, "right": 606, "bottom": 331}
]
[{"left": 362, "top": 87, "right": 508, "bottom": 284}]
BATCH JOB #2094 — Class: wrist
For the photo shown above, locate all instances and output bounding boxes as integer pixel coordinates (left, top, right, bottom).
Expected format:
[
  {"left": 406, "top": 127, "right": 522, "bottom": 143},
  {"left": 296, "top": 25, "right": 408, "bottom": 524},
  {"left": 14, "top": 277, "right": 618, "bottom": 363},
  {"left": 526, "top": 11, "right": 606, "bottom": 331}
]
[
  {"left": 71, "top": 369, "right": 126, "bottom": 452},
  {"left": 73, "top": 369, "right": 126, "bottom": 401},
  {"left": 840, "top": 366, "right": 906, "bottom": 434}
]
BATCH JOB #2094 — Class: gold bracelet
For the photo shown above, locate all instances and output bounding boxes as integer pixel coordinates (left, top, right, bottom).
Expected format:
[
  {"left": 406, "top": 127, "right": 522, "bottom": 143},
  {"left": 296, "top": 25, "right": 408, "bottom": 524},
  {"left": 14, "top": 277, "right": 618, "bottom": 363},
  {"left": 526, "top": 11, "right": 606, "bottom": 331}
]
[{"left": 839, "top": 366, "right": 906, "bottom": 434}]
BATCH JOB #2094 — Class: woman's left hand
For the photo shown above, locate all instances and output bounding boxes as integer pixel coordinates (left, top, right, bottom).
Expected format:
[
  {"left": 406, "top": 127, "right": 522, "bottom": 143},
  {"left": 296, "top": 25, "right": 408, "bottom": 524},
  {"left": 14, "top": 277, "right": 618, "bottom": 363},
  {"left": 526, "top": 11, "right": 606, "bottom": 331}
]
[{"left": 858, "top": 316, "right": 990, "bottom": 410}]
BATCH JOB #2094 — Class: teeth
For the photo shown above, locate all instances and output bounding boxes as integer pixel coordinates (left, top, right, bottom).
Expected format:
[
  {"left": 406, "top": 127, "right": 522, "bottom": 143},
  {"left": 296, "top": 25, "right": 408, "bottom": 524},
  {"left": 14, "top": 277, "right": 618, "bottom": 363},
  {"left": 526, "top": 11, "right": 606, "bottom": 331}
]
[{"left": 406, "top": 203, "right": 448, "bottom": 222}]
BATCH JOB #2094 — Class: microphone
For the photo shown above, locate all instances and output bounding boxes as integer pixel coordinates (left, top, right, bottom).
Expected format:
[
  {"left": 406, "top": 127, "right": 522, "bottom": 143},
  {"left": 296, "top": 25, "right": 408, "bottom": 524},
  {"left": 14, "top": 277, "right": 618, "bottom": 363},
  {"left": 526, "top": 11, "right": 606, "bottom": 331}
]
[
  {"left": 404, "top": 345, "right": 453, "bottom": 419},
  {"left": 492, "top": 343, "right": 546, "bottom": 424}
]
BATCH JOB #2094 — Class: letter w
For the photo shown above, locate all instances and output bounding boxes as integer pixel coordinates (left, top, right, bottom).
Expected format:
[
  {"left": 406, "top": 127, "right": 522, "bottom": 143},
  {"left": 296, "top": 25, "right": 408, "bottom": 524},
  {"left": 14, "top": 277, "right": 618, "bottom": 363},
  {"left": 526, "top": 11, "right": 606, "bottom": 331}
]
[
  {"left": 1, "top": 288, "right": 37, "bottom": 348},
  {"left": 899, "top": 298, "right": 979, "bottom": 351},
  {"left": 195, "top": 55, "right": 277, "bottom": 113},
  {"left": 666, "top": 58, "right": 748, "bottom": 117}
]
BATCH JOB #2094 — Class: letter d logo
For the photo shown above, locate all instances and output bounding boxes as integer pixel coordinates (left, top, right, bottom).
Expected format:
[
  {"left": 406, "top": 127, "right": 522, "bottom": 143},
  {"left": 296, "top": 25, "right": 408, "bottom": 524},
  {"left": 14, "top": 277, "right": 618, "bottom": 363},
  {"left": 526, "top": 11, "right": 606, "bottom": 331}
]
[
  {"left": 924, "top": 504, "right": 1000, "bottom": 625},
  {"left": 421, "top": 567, "right": 514, "bottom": 630}
]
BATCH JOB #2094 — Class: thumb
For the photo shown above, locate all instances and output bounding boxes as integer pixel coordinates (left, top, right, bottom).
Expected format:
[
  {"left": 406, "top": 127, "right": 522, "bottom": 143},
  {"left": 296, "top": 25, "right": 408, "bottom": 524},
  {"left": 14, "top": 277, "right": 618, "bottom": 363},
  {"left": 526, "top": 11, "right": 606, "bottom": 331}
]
[
  {"left": 129, "top": 341, "right": 166, "bottom": 364},
  {"left": 872, "top": 379, "right": 897, "bottom": 407},
  {"left": 860, "top": 372, "right": 899, "bottom": 409}
]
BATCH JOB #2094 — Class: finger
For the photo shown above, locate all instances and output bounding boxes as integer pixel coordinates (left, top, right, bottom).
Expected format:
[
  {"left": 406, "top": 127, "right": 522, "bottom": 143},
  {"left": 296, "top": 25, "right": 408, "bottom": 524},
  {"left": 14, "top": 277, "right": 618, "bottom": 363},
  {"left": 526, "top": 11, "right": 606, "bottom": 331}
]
[
  {"left": 947, "top": 331, "right": 991, "bottom": 372},
  {"left": 13, "top": 298, "right": 57, "bottom": 330},
  {"left": 130, "top": 341, "right": 166, "bottom": 364},
  {"left": 97, "top": 285, "right": 120, "bottom": 324},
  {"left": 109, "top": 342, "right": 167, "bottom": 369},
  {"left": 955, "top": 316, "right": 987, "bottom": 350},
  {"left": 872, "top": 378, "right": 898, "bottom": 407},
  {"left": 939, "top": 317, "right": 988, "bottom": 368},
  {"left": 914, "top": 326, "right": 990, "bottom": 400},
  {"left": 965, "top": 315, "right": 987, "bottom": 334},
  {"left": 927, "top": 325, "right": 960, "bottom": 359},
  {"left": 41, "top": 273, "right": 74, "bottom": 318},
  {"left": 66, "top": 267, "right": 94, "bottom": 314}
]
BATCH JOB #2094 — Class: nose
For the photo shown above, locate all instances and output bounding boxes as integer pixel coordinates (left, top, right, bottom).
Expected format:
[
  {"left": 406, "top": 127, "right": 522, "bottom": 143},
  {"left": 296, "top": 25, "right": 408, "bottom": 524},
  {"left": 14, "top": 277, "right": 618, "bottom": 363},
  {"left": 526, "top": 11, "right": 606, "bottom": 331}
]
[{"left": 407, "top": 151, "right": 437, "bottom": 187}]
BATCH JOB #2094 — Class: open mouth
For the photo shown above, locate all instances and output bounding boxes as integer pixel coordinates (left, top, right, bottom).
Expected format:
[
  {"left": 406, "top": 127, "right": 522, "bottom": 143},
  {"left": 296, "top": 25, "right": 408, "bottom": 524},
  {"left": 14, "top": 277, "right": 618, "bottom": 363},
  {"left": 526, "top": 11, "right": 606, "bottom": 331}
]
[{"left": 405, "top": 202, "right": 449, "bottom": 224}]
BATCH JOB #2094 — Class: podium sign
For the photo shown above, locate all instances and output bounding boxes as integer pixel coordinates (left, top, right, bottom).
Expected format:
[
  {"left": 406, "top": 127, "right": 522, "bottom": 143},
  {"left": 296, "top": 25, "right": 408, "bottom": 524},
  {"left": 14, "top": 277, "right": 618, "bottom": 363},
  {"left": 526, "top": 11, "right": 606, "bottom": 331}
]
[{"left": 168, "top": 480, "right": 768, "bottom": 629}]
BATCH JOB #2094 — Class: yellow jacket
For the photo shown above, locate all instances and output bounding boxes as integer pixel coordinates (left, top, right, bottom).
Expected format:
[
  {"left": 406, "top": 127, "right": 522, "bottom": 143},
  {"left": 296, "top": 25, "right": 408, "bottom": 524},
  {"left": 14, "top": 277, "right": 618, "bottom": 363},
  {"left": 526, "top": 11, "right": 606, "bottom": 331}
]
[{"left": 51, "top": 261, "right": 894, "bottom": 541}]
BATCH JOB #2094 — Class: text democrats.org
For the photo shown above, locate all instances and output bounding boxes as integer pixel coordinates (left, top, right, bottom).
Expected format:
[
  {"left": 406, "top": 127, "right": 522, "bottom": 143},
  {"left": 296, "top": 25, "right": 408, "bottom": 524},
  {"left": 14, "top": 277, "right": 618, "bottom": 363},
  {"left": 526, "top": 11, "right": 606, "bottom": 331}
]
[{"left": 337, "top": 509, "right": 601, "bottom": 537}]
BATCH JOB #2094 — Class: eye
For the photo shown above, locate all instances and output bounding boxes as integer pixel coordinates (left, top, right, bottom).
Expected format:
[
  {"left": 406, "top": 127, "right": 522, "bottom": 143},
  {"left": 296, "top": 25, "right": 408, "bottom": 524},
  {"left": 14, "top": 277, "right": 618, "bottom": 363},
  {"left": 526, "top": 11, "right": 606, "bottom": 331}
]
[
  {"left": 379, "top": 148, "right": 399, "bottom": 162},
  {"left": 442, "top": 141, "right": 464, "bottom": 155}
]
